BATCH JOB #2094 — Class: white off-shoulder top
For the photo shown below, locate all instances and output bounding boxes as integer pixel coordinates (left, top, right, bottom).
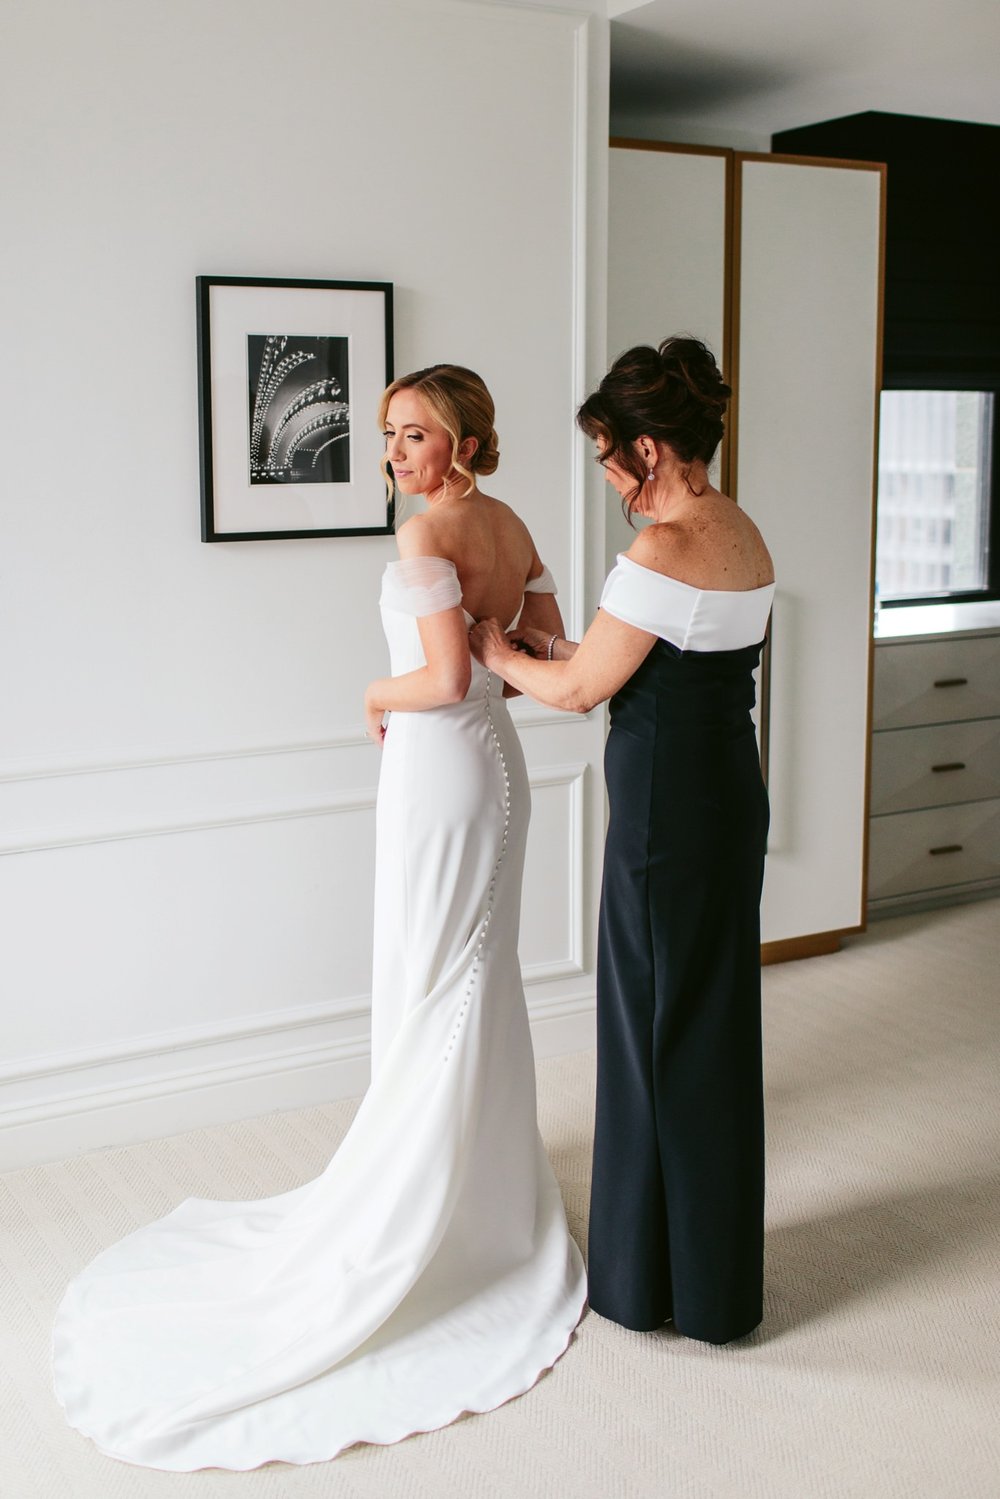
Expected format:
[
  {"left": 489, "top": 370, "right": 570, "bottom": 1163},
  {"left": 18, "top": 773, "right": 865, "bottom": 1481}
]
[
  {"left": 380, "top": 557, "right": 557, "bottom": 618},
  {"left": 600, "top": 553, "right": 774, "bottom": 652}
]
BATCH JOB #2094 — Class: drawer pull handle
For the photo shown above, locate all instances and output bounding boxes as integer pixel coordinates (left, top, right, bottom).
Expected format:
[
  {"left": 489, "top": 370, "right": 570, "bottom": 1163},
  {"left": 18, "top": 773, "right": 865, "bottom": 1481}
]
[
  {"left": 931, "top": 761, "right": 966, "bottom": 774},
  {"left": 929, "top": 844, "right": 963, "bottom": 856},
  {"left": 933, "top": 677, "right": 968, "bottom": 688}
]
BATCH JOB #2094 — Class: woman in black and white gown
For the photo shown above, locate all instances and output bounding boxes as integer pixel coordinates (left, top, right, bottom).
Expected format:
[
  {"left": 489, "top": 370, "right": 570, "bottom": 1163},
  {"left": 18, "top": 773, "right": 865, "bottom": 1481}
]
[
  {"left": 472, "top": 337, "right": 774, "bottom": 1348},
  {"left": 52, "top": 365, "right": 586, "bottom": 1470}
]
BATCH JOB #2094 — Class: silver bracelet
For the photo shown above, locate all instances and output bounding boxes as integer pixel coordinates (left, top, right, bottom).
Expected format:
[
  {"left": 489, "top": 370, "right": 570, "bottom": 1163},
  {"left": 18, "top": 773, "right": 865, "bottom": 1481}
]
[{"left": 546, "top": 634, "right": 558, "bottom": 661}]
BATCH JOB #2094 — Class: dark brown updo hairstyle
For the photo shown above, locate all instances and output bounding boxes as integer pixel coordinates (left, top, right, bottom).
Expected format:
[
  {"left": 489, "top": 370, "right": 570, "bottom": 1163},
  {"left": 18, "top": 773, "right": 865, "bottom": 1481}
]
[
  {"left": 577, "top": 335, "right": 731, "bottom": 521},
  {"left": 378, "top": 364, "right": 500, "bottom": 501}
]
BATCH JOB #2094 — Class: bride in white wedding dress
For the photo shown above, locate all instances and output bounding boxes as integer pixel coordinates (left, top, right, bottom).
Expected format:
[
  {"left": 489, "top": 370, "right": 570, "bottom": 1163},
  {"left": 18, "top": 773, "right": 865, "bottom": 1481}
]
[{"left": 52, "top": 365, "right": 586, "bottom": 1471}]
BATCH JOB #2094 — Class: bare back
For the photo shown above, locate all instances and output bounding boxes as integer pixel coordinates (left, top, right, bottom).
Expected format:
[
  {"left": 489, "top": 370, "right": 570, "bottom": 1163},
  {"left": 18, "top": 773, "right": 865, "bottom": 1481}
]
[
  {"left": 630, "top": 487, "right": 774, "bottom": 592},
  {"left": 398, "top": 494, "right": 542, "bottom": 625}
]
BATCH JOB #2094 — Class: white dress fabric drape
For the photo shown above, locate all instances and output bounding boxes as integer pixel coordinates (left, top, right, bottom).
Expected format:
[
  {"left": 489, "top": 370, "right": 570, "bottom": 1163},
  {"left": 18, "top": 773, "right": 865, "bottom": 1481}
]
[{"left": 52, "top": 557, "right": 585, "bottom": 1472}]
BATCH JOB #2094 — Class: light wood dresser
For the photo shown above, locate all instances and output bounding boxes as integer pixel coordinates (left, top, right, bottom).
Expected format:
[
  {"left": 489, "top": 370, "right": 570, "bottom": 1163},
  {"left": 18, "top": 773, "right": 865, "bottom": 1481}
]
[{"left": 869, "top": 602, "right": 1000, "bottom": 913}]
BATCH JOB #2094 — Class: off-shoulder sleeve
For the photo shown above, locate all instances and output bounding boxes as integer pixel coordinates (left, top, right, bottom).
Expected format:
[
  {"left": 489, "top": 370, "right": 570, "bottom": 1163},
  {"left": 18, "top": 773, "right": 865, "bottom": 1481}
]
[
  {"left": 380, "top": 556, "right": 463, "bottom": 617},
  {"left": 523, "top": 563, "right": 557, "bottom": 595},
  {"left": 600, "top": 554, "right": 775, "bottom": 650},
  {"left": 598, "top": 559, "right": 671, "bottom": 634}
]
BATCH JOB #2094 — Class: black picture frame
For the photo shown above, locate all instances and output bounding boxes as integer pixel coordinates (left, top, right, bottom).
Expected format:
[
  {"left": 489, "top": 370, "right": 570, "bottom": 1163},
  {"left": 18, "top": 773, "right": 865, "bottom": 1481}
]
[{"left": 197, "top": 276, "right": 394, "bottom": 541}]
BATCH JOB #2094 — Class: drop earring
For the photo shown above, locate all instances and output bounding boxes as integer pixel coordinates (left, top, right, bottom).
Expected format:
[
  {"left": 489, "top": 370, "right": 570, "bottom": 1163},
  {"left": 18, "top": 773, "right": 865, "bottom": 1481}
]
[{"left": 647, "top": 468, "right": 655, "bottom": 483}]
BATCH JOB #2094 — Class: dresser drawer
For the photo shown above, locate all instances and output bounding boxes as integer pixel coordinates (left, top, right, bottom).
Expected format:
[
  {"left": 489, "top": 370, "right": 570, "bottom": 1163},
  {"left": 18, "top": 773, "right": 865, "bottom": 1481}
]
[
  {"left": 870, "top": 719, "right": 1000, "bottom": 815},
  {"left": 873, "top": 635, "right": 1000, "bottom": 729},
  {"left": 868, "top": 799, "right": 1000, "bottom": 900}
]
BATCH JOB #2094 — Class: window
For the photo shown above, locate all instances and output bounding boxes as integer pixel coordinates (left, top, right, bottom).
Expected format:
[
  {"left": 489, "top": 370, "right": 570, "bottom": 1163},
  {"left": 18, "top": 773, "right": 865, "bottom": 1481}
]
[{"left": 874, "top": 389, "right": 997, "bottom": 605}]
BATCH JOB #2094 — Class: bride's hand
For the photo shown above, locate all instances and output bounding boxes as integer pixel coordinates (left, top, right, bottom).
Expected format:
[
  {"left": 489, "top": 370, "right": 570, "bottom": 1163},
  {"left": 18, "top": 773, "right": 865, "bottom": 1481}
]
[
  {"left": 469, "top": 618, "right": 512, "bottom": 672},
  {"left": 364, "top": 688, "right": 387, "bottom": 746}
]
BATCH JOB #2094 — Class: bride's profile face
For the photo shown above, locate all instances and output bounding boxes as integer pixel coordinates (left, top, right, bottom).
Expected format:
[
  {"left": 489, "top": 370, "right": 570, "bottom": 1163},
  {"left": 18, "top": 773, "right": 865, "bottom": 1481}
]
[{"left": 383, "top": 391, "right": 456, "bottom": 499}]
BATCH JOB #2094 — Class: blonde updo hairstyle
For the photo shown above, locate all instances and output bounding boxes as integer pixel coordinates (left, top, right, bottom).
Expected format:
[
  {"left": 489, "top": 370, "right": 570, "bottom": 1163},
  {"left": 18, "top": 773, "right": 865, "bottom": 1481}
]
[{"left": 378, "top": 364, "right": 500, "bottom": 502}]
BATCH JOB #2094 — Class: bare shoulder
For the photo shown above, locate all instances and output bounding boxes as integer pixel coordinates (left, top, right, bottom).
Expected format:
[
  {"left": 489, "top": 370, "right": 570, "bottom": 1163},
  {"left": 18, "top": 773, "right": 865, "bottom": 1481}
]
[
  {"left": 624, "top": 522, "right": 687, "bottom": 572},
  {"left": 483, "top": 493, "right": 528, "bottom": 535},
  {"left": 625, "top": 507, "right": 773, "bottom": 590},
  {"left": 466, "top": 494, "right": 536, "bottom": 576},
  {"left": 488, "top": 495, "right": 542, "bottom": 568},
  {"left": 395, "top": 512, "right": 449, "bottom": 561},
  {"left": 723, "top": 503, "right": 774, "bottom": 585}
]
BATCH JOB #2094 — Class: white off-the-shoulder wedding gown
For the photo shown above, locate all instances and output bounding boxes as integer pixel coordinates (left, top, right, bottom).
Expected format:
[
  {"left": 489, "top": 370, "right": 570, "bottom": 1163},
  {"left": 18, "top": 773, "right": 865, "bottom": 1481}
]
[{"left": 52, "top": 556, "right": 586, "bottom": 1471}]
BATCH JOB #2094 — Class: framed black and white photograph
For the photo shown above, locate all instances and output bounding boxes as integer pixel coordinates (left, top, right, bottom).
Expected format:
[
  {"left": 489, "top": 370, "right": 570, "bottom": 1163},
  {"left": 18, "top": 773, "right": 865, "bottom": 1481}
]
[{"left": 197, "top": 276, "right": 394, "bottom": 541}]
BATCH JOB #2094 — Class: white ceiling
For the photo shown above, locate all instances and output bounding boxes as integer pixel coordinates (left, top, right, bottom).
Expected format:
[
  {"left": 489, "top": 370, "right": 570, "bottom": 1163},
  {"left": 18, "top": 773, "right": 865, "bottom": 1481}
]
[{"left": 610, "top": 0, "right": 1000, "bottom": 145}]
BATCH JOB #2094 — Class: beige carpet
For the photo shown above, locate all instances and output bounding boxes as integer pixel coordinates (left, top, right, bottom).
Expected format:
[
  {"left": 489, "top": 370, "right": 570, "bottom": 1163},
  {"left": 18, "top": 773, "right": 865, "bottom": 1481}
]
[{"left": 2, "top": 899, "right": 999, "bottom": 1498}]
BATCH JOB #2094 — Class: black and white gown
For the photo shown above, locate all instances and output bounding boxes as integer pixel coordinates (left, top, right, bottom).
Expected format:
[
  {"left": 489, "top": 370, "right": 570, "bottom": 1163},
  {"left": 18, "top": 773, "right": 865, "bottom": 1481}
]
[
  {"left": 52, "top": 556, "right": 586, "bottom": 1470},
  {"left": 587, "top": 553, "right": 775, "bottom": 1345}
]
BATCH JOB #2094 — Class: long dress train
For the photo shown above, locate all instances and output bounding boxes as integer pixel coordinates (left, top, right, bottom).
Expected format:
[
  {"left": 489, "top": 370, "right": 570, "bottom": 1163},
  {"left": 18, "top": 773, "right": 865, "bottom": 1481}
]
[{"left": 52, "top": 555, "right": 585, "bottom": 1471}]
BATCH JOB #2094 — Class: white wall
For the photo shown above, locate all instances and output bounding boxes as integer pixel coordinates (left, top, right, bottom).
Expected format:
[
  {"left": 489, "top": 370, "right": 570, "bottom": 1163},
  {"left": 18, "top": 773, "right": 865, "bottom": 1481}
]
[
  {"left": 605, "top": 144, "right": 881, "bottom": 950},
  {"left": 736, "top": 156, "right": 881, "bottom": 943},
  {"left": 611, "top": 112, "right": 770, "bottom": 154},
  {"left": 0, "top": 0, "right": 610, "bottom": 1167},
  {"left": 606, "top": 144, "right": 728, "bottom": 570}
]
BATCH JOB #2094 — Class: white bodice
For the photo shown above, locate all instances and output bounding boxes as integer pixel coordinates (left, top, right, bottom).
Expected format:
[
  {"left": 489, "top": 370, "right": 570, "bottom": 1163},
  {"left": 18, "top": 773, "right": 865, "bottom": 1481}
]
[
  {"left": 379, "top": 556, "right": 557, "bottom": 687},
  {"left": 600, "top": 553, "right": 774, "bottom": 652}
]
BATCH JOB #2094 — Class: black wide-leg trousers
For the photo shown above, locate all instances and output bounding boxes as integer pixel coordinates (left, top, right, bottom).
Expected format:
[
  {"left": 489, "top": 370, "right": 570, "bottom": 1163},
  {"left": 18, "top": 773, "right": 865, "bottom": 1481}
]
[{"left": 587, "top": 703, "right": 768, "bottom": 1345}]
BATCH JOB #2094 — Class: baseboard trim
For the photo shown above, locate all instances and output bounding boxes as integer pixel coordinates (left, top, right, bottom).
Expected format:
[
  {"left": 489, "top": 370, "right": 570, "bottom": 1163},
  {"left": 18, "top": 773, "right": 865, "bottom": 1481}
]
[
  {"left": 761, "top": 928, "right": 857, "bottom": 965},
  {"left": 527, "top": 991, "right": 596, "bottom": 1058},
  {"left": 0, "top": 992, "right": 597, "bottom": 1172},
  {"left": 0, "top": 1030, "right": 373, "bottom": 1172},
  {"left": 867, "top": 884, "right": 1000, "bottom": 920},
  {"left": 0, "top": 995, "right": 371, "bottom": 1090}
]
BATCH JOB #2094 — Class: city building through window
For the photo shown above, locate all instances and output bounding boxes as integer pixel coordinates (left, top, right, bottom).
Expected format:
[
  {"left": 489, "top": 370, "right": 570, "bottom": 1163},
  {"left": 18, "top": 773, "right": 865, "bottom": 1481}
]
[{"left": 875, "top": 390, "right": 995, "bottom": 603}]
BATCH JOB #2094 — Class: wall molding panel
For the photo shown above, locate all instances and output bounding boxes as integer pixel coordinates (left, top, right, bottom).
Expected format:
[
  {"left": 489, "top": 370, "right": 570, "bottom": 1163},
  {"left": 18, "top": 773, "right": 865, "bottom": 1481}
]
[
  {"left": 0, "top": 702, "right": 581, "bottom": 791},
  {"left": 2, "top": 0, "right": 609, "bottom": 1170},
  {"left": 520, "top": 762, "right": 588, "bottom": 983},
  {"left": 1, "top": 790, "right": 379, "bottom": 858},
  {"left": 1, "top": 763, "right": 588, "bottom": 862},
  {"left": 0, "top": 735, "right": 370, "bottom": 787},
  {"left": 0, "top": 760, "right": 595, "bottom": 1168}
]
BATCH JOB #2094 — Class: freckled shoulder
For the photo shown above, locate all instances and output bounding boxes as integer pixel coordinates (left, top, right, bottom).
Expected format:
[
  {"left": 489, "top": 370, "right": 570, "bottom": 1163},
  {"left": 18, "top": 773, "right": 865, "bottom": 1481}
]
[{"left": 625, "top": 522, "right": 689, "bottom": 569}]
